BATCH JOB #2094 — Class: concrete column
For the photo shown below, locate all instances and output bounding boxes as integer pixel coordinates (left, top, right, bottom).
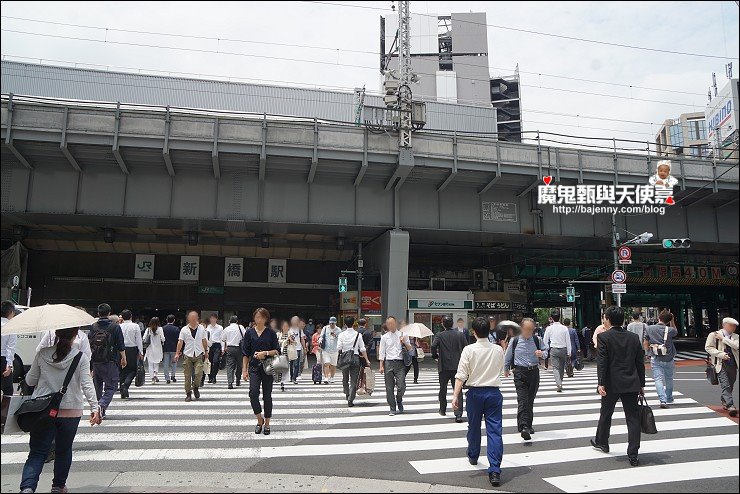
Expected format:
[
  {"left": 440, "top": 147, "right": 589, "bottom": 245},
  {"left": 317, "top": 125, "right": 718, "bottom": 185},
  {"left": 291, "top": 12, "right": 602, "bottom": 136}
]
[{"left": 364, "top": 229, "right": 410, "bottom": 321}]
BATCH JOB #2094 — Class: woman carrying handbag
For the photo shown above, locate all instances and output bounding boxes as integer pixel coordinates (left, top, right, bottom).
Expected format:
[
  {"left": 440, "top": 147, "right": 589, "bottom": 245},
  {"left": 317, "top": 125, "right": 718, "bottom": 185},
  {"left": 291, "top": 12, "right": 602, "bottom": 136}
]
[
  {"left": 241, "top": 308, "right": 281, "bottom": 436},
  {"left": 18, "top": 327, "right": 102, "bottom": 494},
  {"left": 143, "top": 318, "right": 165, "bottom": 384}
]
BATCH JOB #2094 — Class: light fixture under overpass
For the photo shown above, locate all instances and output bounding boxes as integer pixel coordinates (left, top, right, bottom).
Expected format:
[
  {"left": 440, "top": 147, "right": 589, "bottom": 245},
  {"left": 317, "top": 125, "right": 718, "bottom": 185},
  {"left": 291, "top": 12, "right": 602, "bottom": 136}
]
[
  {"left": 12, "top": 225, "right": 27, "bottom": 240},
  {"left": 103, "top": 228, "right": 115, "bottom": 244},
  {"left": 187, "top": 231, "right": 199, "bottom": 246},
  {"left": 261, "top": 234, "right": 270, "bottom": 249},
  {"left": 337, "top": 236, "right": 345, "bottom": 251}
]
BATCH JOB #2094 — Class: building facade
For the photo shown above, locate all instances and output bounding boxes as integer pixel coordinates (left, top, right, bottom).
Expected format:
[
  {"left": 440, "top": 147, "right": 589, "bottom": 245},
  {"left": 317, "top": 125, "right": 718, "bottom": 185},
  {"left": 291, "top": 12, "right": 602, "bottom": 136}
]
[{"left": 655, "top": 112, "right": 710, "bottom": 158}]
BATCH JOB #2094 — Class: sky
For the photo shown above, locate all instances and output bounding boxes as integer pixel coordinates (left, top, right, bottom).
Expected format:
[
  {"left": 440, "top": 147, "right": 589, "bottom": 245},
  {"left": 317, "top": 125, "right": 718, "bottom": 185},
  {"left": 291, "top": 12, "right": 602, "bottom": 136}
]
[{"left": 1, "top": 1, "right": 738, "bottom": 149}]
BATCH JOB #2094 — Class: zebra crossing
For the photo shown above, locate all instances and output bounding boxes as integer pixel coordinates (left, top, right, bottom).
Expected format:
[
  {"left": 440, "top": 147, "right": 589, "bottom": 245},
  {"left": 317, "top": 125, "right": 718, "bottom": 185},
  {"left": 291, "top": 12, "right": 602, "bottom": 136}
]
[
  {"left": 1, "top": 365, "right": 738, "bottom": 492},
  {"left": 674, "top": 349, "right": 709, "bottom": 361}
]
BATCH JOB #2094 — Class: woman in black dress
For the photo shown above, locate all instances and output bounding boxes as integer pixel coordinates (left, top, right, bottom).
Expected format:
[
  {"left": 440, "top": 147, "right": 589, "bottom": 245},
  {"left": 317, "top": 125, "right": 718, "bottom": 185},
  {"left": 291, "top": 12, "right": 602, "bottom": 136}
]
[{"left": 241, "top": 307, "right": 280, "bottom": 435}]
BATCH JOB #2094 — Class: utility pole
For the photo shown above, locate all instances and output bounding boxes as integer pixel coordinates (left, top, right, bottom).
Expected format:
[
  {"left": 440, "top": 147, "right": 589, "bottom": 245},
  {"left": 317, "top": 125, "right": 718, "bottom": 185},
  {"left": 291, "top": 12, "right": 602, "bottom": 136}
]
[
  {"left": 397, "top": 0, "right": 412, "bottom": 149},
  {"left": 611, "top": 215, "right": 621, "bottom": 307},
  {"left": 356, "top": 243, "right": 363, "bottom": 321}
]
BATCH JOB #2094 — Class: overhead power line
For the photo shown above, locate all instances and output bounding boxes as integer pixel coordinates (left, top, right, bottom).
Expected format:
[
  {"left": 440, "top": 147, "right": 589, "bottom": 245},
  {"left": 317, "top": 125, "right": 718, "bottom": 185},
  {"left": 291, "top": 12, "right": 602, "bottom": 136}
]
[
  {"left": 303, "top": 1, "right": 739, "bottom": 61},
  {"left": 0, "top": 15, "right": 714, "bottom": 97},
  {"left": 1, "top": 29, "right": 708, "bottom": 109}
]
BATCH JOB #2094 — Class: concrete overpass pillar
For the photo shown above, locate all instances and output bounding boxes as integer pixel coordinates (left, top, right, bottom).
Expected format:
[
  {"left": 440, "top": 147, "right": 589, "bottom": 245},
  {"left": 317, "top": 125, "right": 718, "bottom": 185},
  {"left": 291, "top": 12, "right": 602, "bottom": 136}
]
[{"left": 364, "top": 229, "right": 410, "bottom": 321}]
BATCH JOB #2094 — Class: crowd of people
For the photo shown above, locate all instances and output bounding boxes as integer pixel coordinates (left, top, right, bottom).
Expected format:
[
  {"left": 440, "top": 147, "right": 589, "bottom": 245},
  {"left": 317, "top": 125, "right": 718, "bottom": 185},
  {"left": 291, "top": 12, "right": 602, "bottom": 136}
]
[{"left": 1, "top": 299, "right": 738, "bottom": 491}]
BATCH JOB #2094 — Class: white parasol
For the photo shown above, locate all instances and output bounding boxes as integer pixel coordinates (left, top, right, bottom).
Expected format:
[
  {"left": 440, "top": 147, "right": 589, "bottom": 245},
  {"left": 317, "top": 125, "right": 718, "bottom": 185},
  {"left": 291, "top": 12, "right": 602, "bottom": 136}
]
[
  {"left": 1, "top": 304, "right": 96, "bottom": 335},
  {"left": 401, "top": 322, "right": 434, "bottom": 338}
]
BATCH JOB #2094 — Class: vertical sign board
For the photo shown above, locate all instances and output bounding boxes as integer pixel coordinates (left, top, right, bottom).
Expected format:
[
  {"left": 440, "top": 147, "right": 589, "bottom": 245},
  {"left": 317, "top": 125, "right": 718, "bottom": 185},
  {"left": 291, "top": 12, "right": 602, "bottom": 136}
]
[
  {"left": 180, "top": 256, "right": 200, "bottom": 281},
  {"left": 134, "top": 254, "right": 155, "bottom": 280},
  {"left": 268, "top": 259, "right": 287, "bottom": 284},
  {"left": 224, "top": 257, "right": 243, "bottom": 283}
]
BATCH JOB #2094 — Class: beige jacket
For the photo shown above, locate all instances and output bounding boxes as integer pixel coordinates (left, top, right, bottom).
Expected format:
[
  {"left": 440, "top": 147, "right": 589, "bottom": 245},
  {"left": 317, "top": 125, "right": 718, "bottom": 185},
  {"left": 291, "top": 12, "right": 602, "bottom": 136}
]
[{"left": 705, "top": 331, "right": 740, "bottom": 373}]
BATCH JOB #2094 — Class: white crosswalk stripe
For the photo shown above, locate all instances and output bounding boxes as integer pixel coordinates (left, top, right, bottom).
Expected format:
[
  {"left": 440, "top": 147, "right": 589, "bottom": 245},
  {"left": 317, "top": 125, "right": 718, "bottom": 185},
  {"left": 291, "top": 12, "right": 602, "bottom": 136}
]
[
  {"left": 2, "top": 365, "right": 737, "bottom": 493},
  {"left": 674, "top": 350, "right": 708, "bottom": 361}
]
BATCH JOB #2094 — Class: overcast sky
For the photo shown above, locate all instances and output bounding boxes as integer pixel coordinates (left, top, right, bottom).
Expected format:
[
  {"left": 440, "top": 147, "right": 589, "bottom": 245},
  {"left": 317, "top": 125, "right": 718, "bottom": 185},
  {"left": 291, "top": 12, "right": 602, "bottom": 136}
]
[{"left": 1, "top": 1, "right": 738, "bottom": 148}]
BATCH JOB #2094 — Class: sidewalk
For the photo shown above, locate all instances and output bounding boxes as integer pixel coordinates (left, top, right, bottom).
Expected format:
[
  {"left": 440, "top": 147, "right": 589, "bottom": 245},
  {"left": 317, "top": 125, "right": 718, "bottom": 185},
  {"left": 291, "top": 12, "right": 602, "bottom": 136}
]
[{"left": 1, "top": 471, "right": 502, "bottom": 493}]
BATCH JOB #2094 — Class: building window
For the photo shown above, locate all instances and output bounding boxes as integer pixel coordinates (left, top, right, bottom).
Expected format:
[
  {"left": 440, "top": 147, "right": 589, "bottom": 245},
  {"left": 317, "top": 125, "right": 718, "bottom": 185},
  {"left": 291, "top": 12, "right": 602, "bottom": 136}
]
[
  {"left": 670, "top": 124, "right": 683, "bottom": 147},
  {"left": 686, "top": 119, "right": 706, "bottom": 141},
  {"left": 690, "top": 145, "right": 709, "bottom": 157}
]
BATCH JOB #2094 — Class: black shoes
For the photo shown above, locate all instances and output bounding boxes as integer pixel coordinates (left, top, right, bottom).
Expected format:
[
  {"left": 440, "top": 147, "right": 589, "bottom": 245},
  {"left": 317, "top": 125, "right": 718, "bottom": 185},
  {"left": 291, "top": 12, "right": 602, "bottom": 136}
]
[
  {"left": 521, "top": 430, "right": 531, "bottom": 441},
  {"left": 228, "top": 384, "right": 234, "bottom": 389},
  {"left": 468, "top": 457, "right": 478, "bottom": 465},
  {"left": 439, "top": 410, "right": 447, "bottom": 416},
  {"left": 590, "top": 439, "right": 609, "bottom": 453},
  {"left": 255, "top": 424, "right": 263, "bottom": 434},
  {"left": 193, "top": 388, "right": 200, "bottom": 399},
  {"left": 455, "top": 416, "right": 463, "bottom": 423},
  {"left": 263, "top": 426, "right": 271, "bottom": 436},
  {"left": 185, "top": 394, "right": 192, "bottom": 402},
  {"left": 397, "top": 402, "right": 404, "bottom": 414},
  {"left": 489, "top": 472, "right": 501, "bottom": 487},
  {"left": 348, "top": 401, "right": 354, "bottom": 407},
  {"left": 629, "top": 455, "right": 639, "bottom": 467},
  {"left": 528, "top": 427, "right": 535, "bottom": 434},
  {"left": 171, "top": 377, "right": 177, "bottom": 383}
]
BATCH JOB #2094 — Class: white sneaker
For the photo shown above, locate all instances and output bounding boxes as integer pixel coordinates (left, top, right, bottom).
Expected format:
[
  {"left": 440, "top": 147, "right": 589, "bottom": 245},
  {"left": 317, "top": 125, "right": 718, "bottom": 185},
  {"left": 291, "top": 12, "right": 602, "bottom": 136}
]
[{"left": 330, "top": 378, "right": 335, "bottom": 384}]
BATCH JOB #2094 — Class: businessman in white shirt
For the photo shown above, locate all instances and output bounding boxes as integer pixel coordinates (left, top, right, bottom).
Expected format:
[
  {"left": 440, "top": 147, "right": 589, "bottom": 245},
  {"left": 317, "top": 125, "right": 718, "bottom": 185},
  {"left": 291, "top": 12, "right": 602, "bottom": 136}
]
[
  {"left": 119, "top": 309, "right": 143, "bottom": 399},
  {"left": 379, "top": 316, "right": 413, "bottom": 415},
  {"left": 543, "top": 309, "right": 572, "bottom": 392}
]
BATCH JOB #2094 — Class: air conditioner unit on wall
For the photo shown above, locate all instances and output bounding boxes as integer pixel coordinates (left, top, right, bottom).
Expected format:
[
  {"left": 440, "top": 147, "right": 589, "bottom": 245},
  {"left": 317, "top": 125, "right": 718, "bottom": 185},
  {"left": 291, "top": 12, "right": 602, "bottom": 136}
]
[
  {"left": 430, "top": 277, "right": 446, "bottom": 290},
  {"left": 472, "top": 269, "right": 487, "bottom": 290}
]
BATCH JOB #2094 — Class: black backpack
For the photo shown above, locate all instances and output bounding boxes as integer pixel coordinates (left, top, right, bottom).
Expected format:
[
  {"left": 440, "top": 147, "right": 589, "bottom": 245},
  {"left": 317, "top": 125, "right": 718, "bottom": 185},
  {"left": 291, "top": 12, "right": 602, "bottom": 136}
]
[{"left": 90, "top": 322, "right": 113, "bottom": 363}]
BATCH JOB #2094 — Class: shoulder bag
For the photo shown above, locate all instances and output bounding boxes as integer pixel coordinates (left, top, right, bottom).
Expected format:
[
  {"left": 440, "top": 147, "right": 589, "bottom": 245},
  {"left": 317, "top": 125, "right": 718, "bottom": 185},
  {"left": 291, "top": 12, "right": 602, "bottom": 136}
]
[
  {"left": 400, "top": 332, "right": 413, "bottom": 367},
  {"left": 705, "top": 339, "right": 720, "bottom": 385},
  {"left": 651, "top": 325, "right": 670, "bottom": 356},
  {"left": 15, "top": 353, "right": 83, "bottom": 433},
  {"left": 337, "top": 333, "right": 361, "bottom": 371},
  {"left": 263, "top": 334, "right": 289, "bottom": 375},
  {"left": 638, "top": 393, "right": 658, "bottom": 434},
  {"left": 319, "top": 328, "right": 328, "bottom": 350}
]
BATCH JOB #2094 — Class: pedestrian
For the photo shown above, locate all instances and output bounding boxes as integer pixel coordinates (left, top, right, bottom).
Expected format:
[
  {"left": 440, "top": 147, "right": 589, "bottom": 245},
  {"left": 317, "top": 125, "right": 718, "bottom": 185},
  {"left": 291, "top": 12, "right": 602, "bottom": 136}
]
[
  {"left": 298, "top": 317, "right": 308, "bottom": 377},
  {"left": 504, "top": 317, "right": 547, "bottom": 440},
  {"left": 337, "top": 315, "right": 371, "bottom": 407},
  {"left": 405, "top": 336, "right": 420, "bottom": 384},
  {"left": 206, "top": 313, "right": 223, "bottom": 384},
  {"left": 542, "top": 309, "right": 571, "bottom": 392},
  {"left": 277, "top": 321, "right": 292, "bottom": 392},
  {"left": 564, "top": 318, "right": 581, "bottom": 372},
  {"left": 358, "top": 318, "right": 374, "bottom": 364},
  {"left": 221, "top": 315, "right": 245, "bottom": 389},
  {"left": 582, "top": 324, "right": 593, "bottom": 361},
  {"left": 311, "top": 326, "right": 322, "bottom": 369},
  {"left": 241, "top": 307, "right": 280, "bottom": 435},
  {"left": 88, "top": 303, "right": 126, "bottom": 419},
  {"left": 174, "top": 310, "right": 209, "bottom": 402},
  {"left": 627, "top": 312, "right": 646, "bottom": 342},
  {"left": 378, "top": 316, "right": 413, "bottom": 415},
  {"left": 304, "top": 318, "right": 316, "bottom": 351},
  {"left": 269, "top": 318, "right": 279, "bottom": 333},
  {"left": 431, "top": 315, "right": 468, "bottom": 423},
  {"left": 592, "top": 313, "right": 608, "bottom": 349},
  {"left": 161, "top": 314, "right": 180, "bottom": 384},
  {"left": 143, "top": 317, "right": 165, "bottom": 385},
  {"left": 318, "top": 317, "right": 341, "bottom": 384},
  {"left": 642, "top": 311, "right": 677, "bottom": 408},
  {"left": 452, "top": 316, "right": 505, "bottom": 487},
  {"left": 36, "top": 307, "right": 92, "bottom": 360},
  {"left": 705, "top": 317, "right": 739, "bottom": 417},
  {"left": 591, "top": 305, "right": 645, "bottom": 467},
  {"left": 118, "top": 309, "right": 143, "bottom": 399},
  {"left": 289, "top": 316, "right": 306, "bottom": 384},
  {"left": 1, "top": 300, "right": 18, "bottom": 434},
  {"left": 19, "top": 326, "right": 102, "bottom": 494},
  {"left": 456, "top": 317, "right": 471, "bottom": 343}
]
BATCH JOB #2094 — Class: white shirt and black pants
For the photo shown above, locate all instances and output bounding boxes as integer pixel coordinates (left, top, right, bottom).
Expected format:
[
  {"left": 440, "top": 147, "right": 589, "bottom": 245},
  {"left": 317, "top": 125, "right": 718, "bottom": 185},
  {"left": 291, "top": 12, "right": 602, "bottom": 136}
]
[
  {"left": 337, "top": 328, "right": 366, "bottom": 406},
  {"left": 379, "top": 331, "right": 410, "bottom": 414},
  {"left": 543, "top": 323, "right": 572, "bottom": 389},
  {"left": 207, "top": 324, "right": 224, "bottom": 383},
  {"left": 119, "top": 320, "right": 143, "bottom": 398},
  {"left": 222, "top": 324, "right": 245, "bottom": 388}
]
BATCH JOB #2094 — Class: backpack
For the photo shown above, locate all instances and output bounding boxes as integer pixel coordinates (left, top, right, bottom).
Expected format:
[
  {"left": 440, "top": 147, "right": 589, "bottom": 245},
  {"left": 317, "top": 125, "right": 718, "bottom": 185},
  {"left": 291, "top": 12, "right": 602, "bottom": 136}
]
[
  {"left": 90, "top": 322, "right": 113, "bottom": 363},
  {"left": 509, "top": 335, "right": 541, "bottom": 370}
]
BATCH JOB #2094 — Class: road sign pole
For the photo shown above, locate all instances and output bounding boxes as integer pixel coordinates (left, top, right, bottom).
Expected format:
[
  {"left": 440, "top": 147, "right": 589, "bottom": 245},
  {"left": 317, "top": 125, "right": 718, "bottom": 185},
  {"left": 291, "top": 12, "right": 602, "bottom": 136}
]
[
  {"left": 611, "top": 216, "right": 621, "bottom": 307},
  {"left": 357, "top": 243, "right": 363, "bottom": 321}
]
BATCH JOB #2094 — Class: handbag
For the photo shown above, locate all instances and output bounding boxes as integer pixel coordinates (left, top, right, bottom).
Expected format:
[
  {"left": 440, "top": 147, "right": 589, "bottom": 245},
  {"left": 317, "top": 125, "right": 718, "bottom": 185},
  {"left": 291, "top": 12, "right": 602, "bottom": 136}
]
[
  {"left": 15, "top": 353, "right": 83, "bottom": 433},
  {"left": 287, "top": 343, "right": 298, "bottom": 362},
  {"left": 566, "top": 359, "right": 574, "bottom": 377},
  {"left": 135, "top": 359, "right": 146, "bottom": 387},
  {"left": 638, "top": 394, "right": 658, "bottom": 434},
  {"left": 416, "top": 345, "right": 425, "bottom": 361},
  {"left": 400, "top": 332, "right": 413, "bottom": 367},
  {"left": 574, "top": 358, "right": 584, "bottom": 371},
  {"left": 263, "top": 354, "right": 290, "bottom": 374},
  {"left": 705, "top": 340, "right": 720, "bottom": 385},
  {"left": 337, "top": 333, "right": 361, "bottom": 371}
]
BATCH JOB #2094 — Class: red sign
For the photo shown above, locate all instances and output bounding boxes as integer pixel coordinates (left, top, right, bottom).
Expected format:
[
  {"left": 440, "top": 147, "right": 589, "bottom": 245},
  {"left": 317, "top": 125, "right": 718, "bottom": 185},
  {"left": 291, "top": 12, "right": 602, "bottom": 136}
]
[
  {"left": 361, "top": 291, "right": 382, "bottom": 313},
  {"left": 618, "top": 246, "right": 632, "bottom": 260}
]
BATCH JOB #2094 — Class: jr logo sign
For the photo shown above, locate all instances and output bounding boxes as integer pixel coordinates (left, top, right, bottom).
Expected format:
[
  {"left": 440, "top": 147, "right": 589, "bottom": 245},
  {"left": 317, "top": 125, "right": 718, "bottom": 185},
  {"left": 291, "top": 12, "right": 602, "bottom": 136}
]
[{"left": 134, "top": 254, "right": 155, "bottom": 280}]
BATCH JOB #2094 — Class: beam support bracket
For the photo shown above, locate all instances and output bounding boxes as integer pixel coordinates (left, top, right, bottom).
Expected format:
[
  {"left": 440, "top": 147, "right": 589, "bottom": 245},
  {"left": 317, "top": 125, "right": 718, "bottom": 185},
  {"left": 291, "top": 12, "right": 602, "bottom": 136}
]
[
  {"left": 112, "top": 102, "right": 129, "bottom": 175},
  {"left": 60, "top": 107, "right": 82, "bottom": 172},
  {"left": 354, "top": 127, "right": 369, "bottom": 187},
  {"left": 259, "top": 113, "right": 267, "bottom": 181},
  {"left": 162, "top": 105, "right": 175, "bottom": 176},
  {"left": 211, "top": 117, "right": 220, "bottom": 179},
  {"left": 4, "top": 94, "right": 33, "bottom": 170},
  {"left": 308, "top": 118, "right": 318, "bottom": 183}
]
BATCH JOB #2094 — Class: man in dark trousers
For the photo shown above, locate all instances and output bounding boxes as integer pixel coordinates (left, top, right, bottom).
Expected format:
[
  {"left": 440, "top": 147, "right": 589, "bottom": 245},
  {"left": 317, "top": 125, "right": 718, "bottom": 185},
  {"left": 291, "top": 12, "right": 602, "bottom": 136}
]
[
  {"left": 431, "top": 315, "right": 469, "bottom": 423},
  {"left": 88, "top": 303, "right": 126, "bottom": 418},
  {"left": 592, "top": 305, "right": 646, "bottom": 467}
]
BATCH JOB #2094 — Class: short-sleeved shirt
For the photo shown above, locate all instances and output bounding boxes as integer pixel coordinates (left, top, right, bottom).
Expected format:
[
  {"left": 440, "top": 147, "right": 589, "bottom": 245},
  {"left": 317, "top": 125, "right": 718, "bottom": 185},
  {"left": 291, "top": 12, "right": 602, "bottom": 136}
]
[
  {"left": 178, "top": 325, "right": 207, "bottom": 358},
  {"left": 644, "top": 323, "right": 677, "bottom": 362},
  {"left": 337, "top": 328, "right": 367, "bottom": 355},
  {"left": 319, "top": 325, "right": 341, "bottom": 354},
  {"left": 162, "top": 324, "right": 181, "bottom": 353},
  {"left": 627, "top": 321, "right": 646, "bottom": 342},
  {"left": 241, "top": 327, "right": 280, "bottom": 369}
]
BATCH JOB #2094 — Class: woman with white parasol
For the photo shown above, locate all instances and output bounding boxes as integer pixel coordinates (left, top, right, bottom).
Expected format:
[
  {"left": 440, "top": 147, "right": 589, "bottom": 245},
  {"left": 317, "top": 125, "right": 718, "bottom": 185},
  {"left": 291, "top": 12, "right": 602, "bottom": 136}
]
[{"left": 2, "top": 304, "right": 102, "bottom": 494}]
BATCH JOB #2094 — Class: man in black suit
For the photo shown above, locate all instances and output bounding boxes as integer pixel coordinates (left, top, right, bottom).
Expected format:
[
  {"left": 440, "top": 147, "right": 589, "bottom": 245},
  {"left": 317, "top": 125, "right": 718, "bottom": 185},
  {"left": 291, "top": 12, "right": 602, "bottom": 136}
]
[
  {"left": 431, "top": 315, "right": 469, "bottom": 422},
  {"left": 591, "top": 305, "right": 646, "bottom": 467}
]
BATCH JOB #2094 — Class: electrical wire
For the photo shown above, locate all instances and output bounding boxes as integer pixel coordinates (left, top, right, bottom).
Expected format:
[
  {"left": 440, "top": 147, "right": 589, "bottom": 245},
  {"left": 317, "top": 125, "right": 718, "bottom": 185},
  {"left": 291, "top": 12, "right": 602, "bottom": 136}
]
[{"left": 303, "top": 1, "right": 739, "bottom": 61}]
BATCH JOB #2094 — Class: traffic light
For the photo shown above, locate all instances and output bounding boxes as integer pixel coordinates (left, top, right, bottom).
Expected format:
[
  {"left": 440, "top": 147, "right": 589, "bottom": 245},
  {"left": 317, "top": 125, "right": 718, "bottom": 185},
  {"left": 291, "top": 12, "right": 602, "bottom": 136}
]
[
  {"left": 338, "top": 276, "right": 348, "bottom": 293},
  {"left": 566, "top": 286, "right": 575, "bottom": 303},
  {"left": 662, "top": 238, "right": 691, "bottom": 249}
]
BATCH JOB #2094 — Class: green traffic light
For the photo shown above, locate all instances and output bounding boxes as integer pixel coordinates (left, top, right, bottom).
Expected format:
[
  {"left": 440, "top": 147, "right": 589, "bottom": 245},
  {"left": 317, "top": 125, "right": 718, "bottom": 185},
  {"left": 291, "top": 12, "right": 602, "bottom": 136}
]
[{"left": 662, "top": 239, "right": 674, "bottom": 248}]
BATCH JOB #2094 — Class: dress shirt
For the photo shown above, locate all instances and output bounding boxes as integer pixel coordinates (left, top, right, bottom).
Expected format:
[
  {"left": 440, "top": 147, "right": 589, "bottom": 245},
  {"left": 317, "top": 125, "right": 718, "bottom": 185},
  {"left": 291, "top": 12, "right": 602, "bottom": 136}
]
[
  {"left": 36, "top": 330, "right": 92, "bottom": 359},
  {"left": 504, "top": 335, "right": 548, "bottom": 372},
  {"left": 1, "top": 317, "right": 17, "bottom": 367},
  {"left": 337, "top": 328, "right": 367, "bottom": 355},
  {"left": 178, "top": 325, "right": 207, "bottom": 358},
  {"left": 543, "top": 322, "right": 572, "bottom": 354},
  {"left": 222, "top": 324, "right": 245, "bottom": 347},
  {"left": 378, "top": 330, "right": 410, "bottom": 361},
  {"left": 120, "top": 321, "right": 143, "bottom": 354},
  {"left": 207, "top": 324, "right": 224, "bottom": 347},
  {"left": 455, "top": 338, "right": 504, "bottom": 387},
  {"left": 723, "top": 330, "right": 738, "bottom": 367}
]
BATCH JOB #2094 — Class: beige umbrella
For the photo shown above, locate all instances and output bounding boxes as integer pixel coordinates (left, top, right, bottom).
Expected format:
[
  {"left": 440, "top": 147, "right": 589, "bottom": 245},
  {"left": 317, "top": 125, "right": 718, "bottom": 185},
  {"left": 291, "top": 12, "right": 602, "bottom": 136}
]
[
  {"left": 401, "top": 322, "right": 434, "bottom": 338},
  {"left": 1, "top": 304, "right": 96, "bottom": 335}
]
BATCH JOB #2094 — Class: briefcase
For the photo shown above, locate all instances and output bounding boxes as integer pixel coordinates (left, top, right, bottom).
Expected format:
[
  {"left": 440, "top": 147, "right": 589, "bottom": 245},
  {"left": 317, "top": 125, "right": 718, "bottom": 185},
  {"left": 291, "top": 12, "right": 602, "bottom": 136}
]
[
  {"left": 638, "top": 394, "right": 658, "bottom": 434},
  {"left": 134, "top": 360, "right": 145, "bottom": 387}
]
